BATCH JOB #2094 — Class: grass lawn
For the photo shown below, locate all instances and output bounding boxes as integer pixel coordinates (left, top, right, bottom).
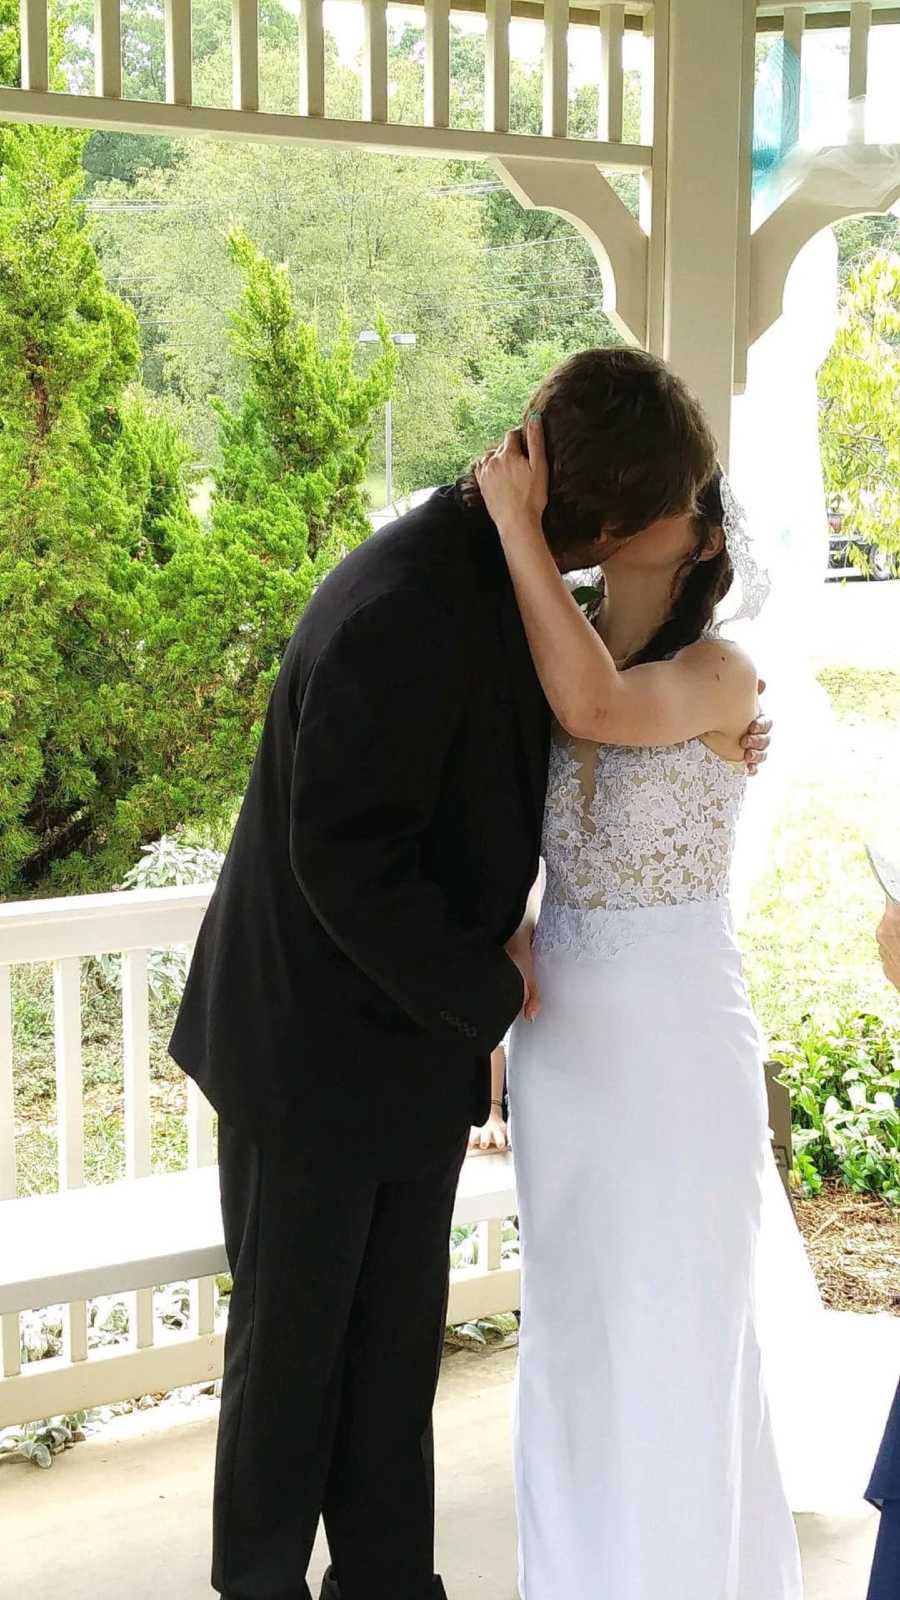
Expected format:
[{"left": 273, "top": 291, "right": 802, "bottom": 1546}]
[{"left": 9, "top": 667, "right": 900, "bottom": 1200}]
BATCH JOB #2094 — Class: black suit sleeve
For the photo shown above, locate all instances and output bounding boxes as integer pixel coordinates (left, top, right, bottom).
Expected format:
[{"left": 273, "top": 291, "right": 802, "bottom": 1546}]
[{"left": 289, "top": 587, "right": 525, "bottom": 1053}]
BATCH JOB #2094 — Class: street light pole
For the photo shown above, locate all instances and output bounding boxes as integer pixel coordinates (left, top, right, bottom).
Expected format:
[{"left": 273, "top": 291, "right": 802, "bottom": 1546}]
[{"left": 357, "top": 329, "right": 417, "bottom": 511}]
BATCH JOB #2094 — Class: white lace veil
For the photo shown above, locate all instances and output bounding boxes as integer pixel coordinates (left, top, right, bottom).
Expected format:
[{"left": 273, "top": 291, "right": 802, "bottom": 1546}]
[{"left": 715, "top": 472, "right": 772, "bottom": 628}]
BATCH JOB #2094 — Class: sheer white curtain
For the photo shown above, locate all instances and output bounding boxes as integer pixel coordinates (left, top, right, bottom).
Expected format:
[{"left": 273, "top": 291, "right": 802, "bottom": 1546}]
[
  {"left": 728, "top": 226, "right": 839, "bottom": 930},
  {"left": 729, "top": 232, "right": 900, "bottom": 1511}
]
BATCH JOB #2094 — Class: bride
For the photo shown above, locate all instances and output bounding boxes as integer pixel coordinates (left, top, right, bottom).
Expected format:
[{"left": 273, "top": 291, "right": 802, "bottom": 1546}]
[{"left": 475, "top": 421, "right": 804, "bottom": 1599}]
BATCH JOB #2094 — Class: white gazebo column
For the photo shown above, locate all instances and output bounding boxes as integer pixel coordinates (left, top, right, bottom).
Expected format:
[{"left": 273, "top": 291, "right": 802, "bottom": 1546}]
[{"left": 653, "top": 0, "right": 746, "bottom": 461}]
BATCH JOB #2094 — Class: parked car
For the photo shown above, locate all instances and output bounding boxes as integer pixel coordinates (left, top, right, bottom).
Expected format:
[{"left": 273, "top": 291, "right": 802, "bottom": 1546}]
[{"left": 827, "top": 511, "right": 896, "bottom": 580}]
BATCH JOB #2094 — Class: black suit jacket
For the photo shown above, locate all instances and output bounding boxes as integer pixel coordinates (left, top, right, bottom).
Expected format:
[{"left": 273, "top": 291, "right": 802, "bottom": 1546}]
[{"left": 169, "top": 486, "right": 550, "bottom": 1174}]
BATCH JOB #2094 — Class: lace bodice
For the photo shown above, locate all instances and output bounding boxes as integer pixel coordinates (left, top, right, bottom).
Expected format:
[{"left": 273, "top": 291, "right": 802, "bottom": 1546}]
[{"left": 540, "top": 729, "right": 746, "bottom": 919}]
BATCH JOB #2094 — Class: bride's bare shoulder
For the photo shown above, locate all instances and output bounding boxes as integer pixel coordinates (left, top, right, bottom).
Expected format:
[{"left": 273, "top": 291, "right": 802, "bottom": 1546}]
[
  {"left": 674, "top": 638, "right": 759, "bottom": 749},
  {"left": 675, "top": 636, "right": 758, "bottom": 689}
]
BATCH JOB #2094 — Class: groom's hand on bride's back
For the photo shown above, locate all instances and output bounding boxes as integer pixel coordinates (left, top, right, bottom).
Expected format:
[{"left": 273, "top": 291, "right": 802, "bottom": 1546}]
[
  {"left": 506, "top": 930, "right": 541, "bottom": 1022},
  {"left": 740, "top": 678, "right": 772, "bottom": 777}
]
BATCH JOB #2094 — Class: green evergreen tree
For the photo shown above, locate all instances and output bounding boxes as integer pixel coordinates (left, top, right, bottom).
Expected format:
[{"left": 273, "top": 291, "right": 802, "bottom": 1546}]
[
  {"left": 102, "top": 234, "right": 396, "bottom": 889},
  {"left": 0, "top": 114, "right": 149, "bottom": 893},
  {"left": 0, "top": 112, "right": 394, "bottom": 892}
]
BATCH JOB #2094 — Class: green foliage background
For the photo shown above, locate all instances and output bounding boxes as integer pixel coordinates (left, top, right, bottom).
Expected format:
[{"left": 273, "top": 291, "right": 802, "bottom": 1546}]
[{"left": 2, "top": 9, "right": 900, "bottom": 899}]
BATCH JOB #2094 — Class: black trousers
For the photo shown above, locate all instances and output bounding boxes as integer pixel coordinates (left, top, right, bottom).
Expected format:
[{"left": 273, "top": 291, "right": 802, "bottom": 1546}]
[{"left": 212, "top": 1120, "right": 467, "bottom": 1600}]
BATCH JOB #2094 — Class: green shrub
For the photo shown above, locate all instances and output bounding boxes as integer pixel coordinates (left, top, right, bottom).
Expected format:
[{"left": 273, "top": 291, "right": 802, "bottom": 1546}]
[{"left": 772, "top": 1013, "right": 900, "bottom": 1204}]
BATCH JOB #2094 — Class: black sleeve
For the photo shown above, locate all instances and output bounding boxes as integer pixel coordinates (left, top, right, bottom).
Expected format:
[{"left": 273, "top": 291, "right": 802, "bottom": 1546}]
[{"left": 289, "top": 587, "right": 525, "bottom": 1053}]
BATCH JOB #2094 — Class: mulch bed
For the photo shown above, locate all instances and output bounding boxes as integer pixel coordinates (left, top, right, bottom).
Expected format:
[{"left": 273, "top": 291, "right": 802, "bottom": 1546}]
[{"left": 793, "top": 1181, "right": 900, "bottom": 1316}]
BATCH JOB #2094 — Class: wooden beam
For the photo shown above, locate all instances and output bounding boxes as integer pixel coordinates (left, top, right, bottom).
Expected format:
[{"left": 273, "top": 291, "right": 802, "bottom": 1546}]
[
  {"left": 94, "top": 0, "right": 122, "bottom": 101},
  {"left": 299, "top": 0, "right": 325, "bottom": 118},
  {"left": 756, "top": 4, "right": 900, "bottom": 29},
  {"left": 849, "top": 1, "right": 871, "bottom": 100},
  {"left": 165, "top": 0, "right": 193, "bottom": 108},
  {"left": 597, "top": 3, "right": 624, "bottom": 142},
  {"left": 0, "top": 86, "right": 653, "bottom": 168},
  {"left": 641, "top": 0, "right": 668, "bottom": 353},
  {"left": 485, "top": 0, "right": 512, "bottom": 133},
  {"left": 734, "top": 0, "right": 757, "bottom": 392},
  {"left": 232, "top": 0, "right": 259, "bottom": 113},
  {"left": 663, "top": 0, "right": 744, "bottom": 460},
  {"left": 781, "top": 5, "right": 804, "bottom": 150},
  {"left": 363, "top": 0, "right": 389, "bottom": 124},
  {"left": 425, "top": 0, "right": 451, "bottom": 129},
  {"left": 543, "top": 0, "right": 569, "bottom": 139},
  {"left": 19, "top": 0, "right": 49, "bottom": 94}
]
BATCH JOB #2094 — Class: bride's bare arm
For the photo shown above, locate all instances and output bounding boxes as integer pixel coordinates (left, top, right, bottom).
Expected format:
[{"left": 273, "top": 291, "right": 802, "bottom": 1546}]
[{"left": 477, "top": 421, "right": 757, "bottom": 750}]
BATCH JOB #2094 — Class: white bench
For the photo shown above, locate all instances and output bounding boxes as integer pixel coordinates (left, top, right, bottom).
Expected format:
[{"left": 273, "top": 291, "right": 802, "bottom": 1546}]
[
  {"left": 0, "top": 1152, "right": 519, "bottom": 1426},
  {"left": 1, "top": 1152, "right": 517, "bottom": 1318}
]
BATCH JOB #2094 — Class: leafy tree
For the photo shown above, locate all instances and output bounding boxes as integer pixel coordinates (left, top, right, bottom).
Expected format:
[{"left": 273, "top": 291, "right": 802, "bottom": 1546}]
[
  {"left": 0, "top": 112, "right": 394, "bottom": 893},
  {"left": 833, "top": 213, "right": 900, "bottom": 287},
  {"left": 90, "top": 38, "right": 486, "bottom": 480},
  {"left": 818, "top": 251, "right": 900, "bottom": 562},
  {"left": 409, "top": 338, "right": 571, "bottom": 487}
]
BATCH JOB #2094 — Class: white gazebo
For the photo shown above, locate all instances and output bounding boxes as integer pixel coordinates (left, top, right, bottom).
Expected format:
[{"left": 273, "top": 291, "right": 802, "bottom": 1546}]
[{"left": 1, "top": 0, "right": 899, "bottom": 1532}]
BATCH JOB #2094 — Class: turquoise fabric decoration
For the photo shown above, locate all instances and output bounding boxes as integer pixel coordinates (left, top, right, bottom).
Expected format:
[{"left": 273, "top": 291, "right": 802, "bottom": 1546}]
[{"left": 752, "top": 38, "right": 802, "bottom": 196}]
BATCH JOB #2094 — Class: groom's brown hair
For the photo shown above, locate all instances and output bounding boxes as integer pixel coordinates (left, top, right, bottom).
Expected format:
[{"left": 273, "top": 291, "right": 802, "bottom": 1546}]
[{"left": 469, "top": 347, "right": 717, "bottom": 555}]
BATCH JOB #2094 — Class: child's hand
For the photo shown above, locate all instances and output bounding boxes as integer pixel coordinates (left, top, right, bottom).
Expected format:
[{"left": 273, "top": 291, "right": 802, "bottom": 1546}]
[{"left": 469, "top": 1108, "right": 510, "bottom": 1155}]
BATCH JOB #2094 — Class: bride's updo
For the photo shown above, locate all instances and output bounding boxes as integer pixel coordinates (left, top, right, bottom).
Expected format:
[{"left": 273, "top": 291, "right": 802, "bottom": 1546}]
[{"left": 628, "top": 471, "right": 735, "bottom": 667}]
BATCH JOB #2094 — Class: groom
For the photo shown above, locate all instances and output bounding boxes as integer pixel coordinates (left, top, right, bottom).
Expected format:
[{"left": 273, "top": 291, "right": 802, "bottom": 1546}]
[{"left": 170, "top": 347, "right": 770, "bottom": 1600}]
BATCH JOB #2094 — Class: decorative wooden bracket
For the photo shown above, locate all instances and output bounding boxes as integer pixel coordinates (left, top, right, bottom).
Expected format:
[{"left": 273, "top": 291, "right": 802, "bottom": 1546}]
[{"left": 493, "top": 156, "right": 649, "bottom": 348}]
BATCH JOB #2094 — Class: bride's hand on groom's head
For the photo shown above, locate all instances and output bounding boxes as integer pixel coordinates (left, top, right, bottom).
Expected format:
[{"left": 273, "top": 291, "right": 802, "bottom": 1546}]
[
  {"left": 741, "top": 678, "right": 772, "bottom": 776},
  {"left": 475, "top": 414, "right": 550, "bottom": 537}
]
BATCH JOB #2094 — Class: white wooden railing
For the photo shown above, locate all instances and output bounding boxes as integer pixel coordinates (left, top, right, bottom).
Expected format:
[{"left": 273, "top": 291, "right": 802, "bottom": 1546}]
[
  {"left": 756, "top": 1, "right": 897, "bottom": 145},
  {"left": 1, "top": 0, "right": 656, "bottom": 169},
  {"left": 0, "top": 887, "right": 519, "bottom": 1427}
]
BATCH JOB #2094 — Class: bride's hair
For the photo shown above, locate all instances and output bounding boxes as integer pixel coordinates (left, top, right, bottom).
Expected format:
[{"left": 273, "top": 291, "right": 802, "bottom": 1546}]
[{"left": 628, "top": 472, "right": 735, "bottom": 667}]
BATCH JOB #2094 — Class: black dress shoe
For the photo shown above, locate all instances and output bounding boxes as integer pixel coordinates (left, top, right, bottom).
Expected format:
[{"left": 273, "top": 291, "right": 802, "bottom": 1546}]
[{"left": 318, "top": 1570, "right": 447, "bottom": 1599}]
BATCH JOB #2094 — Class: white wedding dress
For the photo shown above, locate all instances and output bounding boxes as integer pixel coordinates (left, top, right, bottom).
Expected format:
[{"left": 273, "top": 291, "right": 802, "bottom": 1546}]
[{"left": 508, "top": 727, "right": 804, "bottom": 1599}]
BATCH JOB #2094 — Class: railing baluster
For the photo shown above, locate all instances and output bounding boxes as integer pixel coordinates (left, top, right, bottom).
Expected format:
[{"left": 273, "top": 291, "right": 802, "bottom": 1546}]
[
  {"left": 19, "top": 0, "right": 49, "bottom": 94},
  {"left": 478, "top": 1217, "right": 503, "bottom": 1274},
  {"left": 54, "top": 958, "right": 88, "bottom": 1366},
  {"left": 298, "top": 0, "right": 325, "bottom": 119},
  {"left": 362, "top": 0, "right": 388, "bottom": 125},
  {"left": 94, "top": 0, "right": 122, "bottom": 100},
  {"left": 187, "top": 1078, "right": 217, "bottom": 1336},
  {"left": 185, "top": 942, "right": 217, "bottom": 1338},
  {"left": 424, "top": 0, "right": 450, "bottom": 131},
  {"left": 485, "top": 0, "right": 511, "bottom": 136},
  {"left": 123, "top": 951, "right": 154, "bottom": 1350},
  {"left": 542, "top": 0, "right": 568, "bottom": 140},
  {"left": 232, "top": 0, "right": 259, "bottom": 113},
  {"left": 597, "top": 3, "right": 624, "bottom": 144},
  {"left": 165, "top": 0, "right": 193, "bottom": 108},
  {"left": 781, "top": 4, "right": 804, "bottom": 150},
  {"left": 0, "top": 966, "right": 20, "bottom": 1379},
  {"left": 849, "top": 0, "right": 871, "bottom": 138}
]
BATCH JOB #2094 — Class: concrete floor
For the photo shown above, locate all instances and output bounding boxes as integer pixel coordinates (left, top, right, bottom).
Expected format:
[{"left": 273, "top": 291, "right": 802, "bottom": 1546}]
[{"left": 4, "top": 1346, "right": 882, "bottom": 1599}]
